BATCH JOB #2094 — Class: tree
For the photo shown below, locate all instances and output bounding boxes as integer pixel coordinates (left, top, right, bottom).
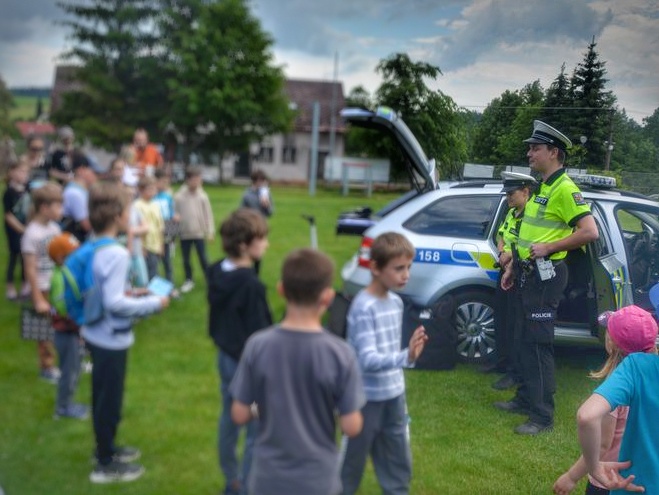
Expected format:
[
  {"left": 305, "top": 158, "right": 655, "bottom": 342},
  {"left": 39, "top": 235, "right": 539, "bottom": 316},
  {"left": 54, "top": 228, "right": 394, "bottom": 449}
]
[
  {"left": 496, "top": 81, "right": 544, "bottom": 165},
  {"left": 642, "top": 107, "right": 659, "bottom": 150},
  {"left": 345, "top": 85, "right": 372, "bottom": 110},
  {"left": 471, "top": 90, "right": 524, "bottom": 165},
  {"left": 373, "top": 53, "right": 467, "bottom": 179},
  {"left": 166, "top": 0, "right": 294, "bottom": 181},
  {"left": 569, "top": 38, "right": 616, "bottom": 168},
  {"left": 0, "top": 76, "right": 13, "bottom": 136},
  {"left": 35, "top": 97, "right": 43, "bottom": 120},
  {"left": 53, "top": 0, "right": 169, "bottom": 149},
  {"left": 543, "top": 63, "right": 572, "bottom": 132}
]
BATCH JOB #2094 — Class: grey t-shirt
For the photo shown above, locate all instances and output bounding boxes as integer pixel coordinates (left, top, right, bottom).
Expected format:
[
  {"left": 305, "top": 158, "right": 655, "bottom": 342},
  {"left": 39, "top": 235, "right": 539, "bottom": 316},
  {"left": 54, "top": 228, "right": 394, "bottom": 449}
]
[{"left": 230, "top": 326, "right": 365, "bottom": 495}]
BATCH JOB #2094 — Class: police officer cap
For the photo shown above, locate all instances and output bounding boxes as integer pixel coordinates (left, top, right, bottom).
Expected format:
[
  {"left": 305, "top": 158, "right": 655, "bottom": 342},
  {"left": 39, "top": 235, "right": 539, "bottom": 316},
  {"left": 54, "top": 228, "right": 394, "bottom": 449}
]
[
  {"left": 500, "top": 171, "right": 537, "bottom": 193},
  {"left": 523, "top": 120, "right": 572, "bottom": 151}
]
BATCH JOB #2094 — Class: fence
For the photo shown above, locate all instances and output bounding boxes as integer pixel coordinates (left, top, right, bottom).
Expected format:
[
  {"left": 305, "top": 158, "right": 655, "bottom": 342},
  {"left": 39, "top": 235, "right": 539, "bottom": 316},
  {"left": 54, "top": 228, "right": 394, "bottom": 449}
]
[{"left": 621, "top": 171, "right": 659, "bottom": 197}]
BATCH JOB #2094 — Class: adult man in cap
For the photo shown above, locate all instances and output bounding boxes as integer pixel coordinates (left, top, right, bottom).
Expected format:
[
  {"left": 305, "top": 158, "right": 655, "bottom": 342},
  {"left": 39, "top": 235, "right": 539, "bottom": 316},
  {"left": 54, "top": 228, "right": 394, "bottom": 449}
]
[
  {"left": 495, "top": 121, "right": 599, "bottom": 435},
  {"left": 485, "top": 172, "right": 537, "bottom": 391}
]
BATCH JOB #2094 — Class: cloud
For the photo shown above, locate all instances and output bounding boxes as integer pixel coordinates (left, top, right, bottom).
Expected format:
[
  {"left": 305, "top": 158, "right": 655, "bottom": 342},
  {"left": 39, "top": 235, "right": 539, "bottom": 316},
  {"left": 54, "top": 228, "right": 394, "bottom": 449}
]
[
  {"left": 0, "top": 0, "right": 65, "bottom": 42},
  {"left": 431, "top": 0, "right": 613, "bottom": 70}
]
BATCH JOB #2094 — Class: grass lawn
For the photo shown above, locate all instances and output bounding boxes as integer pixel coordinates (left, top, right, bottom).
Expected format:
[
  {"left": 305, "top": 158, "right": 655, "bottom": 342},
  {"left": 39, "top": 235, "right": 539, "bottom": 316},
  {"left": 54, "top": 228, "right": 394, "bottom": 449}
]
[
  {"left": 0, "top": 184, "right": 606, "bottom": 494},
  {"left": 9, "top": 95, "right": 50, "bottom": 121}
]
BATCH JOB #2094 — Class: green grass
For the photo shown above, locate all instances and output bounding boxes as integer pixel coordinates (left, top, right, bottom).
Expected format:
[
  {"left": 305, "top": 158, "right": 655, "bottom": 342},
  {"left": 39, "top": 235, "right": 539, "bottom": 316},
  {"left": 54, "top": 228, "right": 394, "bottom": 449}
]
[
  {"left": 9, "top": 95, "right": 50, "bottom": 121},
  {"left": 0, "top": 184, "right": 607, "bottom": 494}
]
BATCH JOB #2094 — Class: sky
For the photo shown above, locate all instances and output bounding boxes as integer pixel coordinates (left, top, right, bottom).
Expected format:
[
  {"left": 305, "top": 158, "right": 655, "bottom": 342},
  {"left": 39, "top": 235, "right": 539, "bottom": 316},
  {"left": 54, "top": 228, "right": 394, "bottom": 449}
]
[{"left": 1, "top": 0, "right": 658, "bottom": 123}]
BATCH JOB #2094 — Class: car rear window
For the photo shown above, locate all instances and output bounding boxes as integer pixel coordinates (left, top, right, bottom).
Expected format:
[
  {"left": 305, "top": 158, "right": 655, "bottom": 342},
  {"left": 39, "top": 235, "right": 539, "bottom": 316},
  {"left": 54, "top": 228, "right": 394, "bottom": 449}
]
[{"left": 403, "top": 195, "right": 500, "bottom": 239}]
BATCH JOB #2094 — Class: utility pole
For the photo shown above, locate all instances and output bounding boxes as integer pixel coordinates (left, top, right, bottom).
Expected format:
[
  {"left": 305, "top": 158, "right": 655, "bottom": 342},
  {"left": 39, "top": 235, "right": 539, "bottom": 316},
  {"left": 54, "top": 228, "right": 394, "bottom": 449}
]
[{"left": 604, "top": 108, "right": 614, "bottom": 171}]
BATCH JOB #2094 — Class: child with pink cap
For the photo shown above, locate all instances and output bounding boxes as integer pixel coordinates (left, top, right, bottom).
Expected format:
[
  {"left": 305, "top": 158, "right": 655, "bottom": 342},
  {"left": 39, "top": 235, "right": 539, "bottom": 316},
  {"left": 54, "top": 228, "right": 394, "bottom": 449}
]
[{"left": 571, "top": 304, "right": 659, "bottom": 494}]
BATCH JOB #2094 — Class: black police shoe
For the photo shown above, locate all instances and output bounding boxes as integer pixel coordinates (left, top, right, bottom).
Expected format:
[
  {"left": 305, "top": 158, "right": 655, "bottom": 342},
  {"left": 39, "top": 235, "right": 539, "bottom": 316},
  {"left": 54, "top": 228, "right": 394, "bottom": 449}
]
[
  {"left": 478, "top": 362, "right": 506, "bottom": 374},
  {"left": 514, "top": 421, "right": 553, "bottom": 435},
  {"left": 493, "top": 400, "right": 530, "bottom": 415},
  {"left": 491, "top": 374, "right": 519, "bottom": 390}
]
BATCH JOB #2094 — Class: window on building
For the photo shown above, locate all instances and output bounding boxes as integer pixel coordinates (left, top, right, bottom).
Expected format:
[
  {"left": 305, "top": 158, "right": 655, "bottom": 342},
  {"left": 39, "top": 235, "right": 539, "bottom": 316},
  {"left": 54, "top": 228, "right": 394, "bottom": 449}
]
[
  {"left": 282, "top": 135, "right": 297, "bottom": 164},
  {"left": 258, "top": 146, "right": 274, "bottom": 163}
]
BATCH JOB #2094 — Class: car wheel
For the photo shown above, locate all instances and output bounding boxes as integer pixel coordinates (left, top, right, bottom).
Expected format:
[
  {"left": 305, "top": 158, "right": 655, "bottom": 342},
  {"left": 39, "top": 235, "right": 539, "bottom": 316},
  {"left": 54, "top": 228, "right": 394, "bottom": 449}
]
[{"left": 452, "top": 290, "right": 496, "bottom": 364}]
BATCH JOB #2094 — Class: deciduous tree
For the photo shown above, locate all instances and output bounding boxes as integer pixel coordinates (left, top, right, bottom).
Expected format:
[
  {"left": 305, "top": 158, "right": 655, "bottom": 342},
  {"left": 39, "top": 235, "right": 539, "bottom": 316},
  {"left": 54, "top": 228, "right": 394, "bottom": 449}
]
[{"left": 166, "top": 0, "right": 294, "bottom": 181}]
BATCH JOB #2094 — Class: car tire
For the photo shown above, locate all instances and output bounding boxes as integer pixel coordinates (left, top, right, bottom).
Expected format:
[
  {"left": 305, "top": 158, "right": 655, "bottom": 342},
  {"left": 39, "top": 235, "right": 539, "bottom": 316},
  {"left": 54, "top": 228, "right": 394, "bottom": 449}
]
[{"left": 451, "top": 290, "right": 496, "bottom": 364}]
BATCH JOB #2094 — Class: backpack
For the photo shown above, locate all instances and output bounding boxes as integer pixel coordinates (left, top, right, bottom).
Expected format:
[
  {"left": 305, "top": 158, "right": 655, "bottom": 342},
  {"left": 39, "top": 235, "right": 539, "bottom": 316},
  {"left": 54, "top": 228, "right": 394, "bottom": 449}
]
[{"left": 62, "top": 237, "right": 117, "bottom": 326}]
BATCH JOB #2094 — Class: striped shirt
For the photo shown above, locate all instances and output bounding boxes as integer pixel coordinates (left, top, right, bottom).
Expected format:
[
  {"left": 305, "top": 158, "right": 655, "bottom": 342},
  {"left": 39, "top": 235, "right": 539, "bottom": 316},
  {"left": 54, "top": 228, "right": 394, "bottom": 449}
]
[{"left": 347, "top": 289, "right": 412, "bottom": 401}]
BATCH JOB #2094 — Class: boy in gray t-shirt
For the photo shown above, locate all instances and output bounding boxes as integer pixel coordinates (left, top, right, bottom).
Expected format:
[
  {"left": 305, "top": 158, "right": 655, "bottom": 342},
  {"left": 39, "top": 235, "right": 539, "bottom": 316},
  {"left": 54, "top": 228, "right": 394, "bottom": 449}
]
[{"left": 230, "top": 249, "right": 365, "bottom": 495}]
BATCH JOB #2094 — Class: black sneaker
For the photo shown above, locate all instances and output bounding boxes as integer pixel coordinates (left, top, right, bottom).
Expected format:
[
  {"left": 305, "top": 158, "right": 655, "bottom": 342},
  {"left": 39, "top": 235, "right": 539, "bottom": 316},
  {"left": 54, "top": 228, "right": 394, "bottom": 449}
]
[{"left": 89, "top": 460, "right": 144, "bottom": 483}]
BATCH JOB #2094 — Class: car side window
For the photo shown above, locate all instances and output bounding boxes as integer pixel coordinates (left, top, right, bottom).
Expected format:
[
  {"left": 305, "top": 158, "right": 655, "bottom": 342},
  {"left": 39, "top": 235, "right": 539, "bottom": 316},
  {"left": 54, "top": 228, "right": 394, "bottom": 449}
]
[{"left": 403, "top": 195, "right": 500, "bottom": 239}]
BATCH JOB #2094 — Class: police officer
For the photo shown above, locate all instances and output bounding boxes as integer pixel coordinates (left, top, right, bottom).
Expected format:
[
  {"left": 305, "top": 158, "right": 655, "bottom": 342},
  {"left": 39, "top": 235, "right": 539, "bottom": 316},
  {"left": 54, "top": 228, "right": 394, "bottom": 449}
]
[
  {"left": 490, "top": 172, "right": 537, "bottom": 391},
  {"left": 494, "top": 121, "right": 599, "bottom": 435}
]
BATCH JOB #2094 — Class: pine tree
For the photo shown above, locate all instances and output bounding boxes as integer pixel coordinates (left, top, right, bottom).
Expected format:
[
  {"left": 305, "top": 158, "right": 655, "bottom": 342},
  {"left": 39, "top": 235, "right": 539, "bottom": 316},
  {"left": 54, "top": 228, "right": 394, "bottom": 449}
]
[
  {"left": 543, "top": 63, "right": 571, "bottom": 132},
  {"left": 53, "top": 0, "right": 169, "bottom": 149},
  {"left": 569, "top": 38, "right": 616, "bottom": 168}
]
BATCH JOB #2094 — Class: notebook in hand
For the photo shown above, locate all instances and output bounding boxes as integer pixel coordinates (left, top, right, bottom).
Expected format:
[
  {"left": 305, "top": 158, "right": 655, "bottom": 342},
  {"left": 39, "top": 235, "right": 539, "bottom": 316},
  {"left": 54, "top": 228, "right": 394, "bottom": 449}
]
[{"left": 147, "top": 276, "right": 175, "bottom": 297}]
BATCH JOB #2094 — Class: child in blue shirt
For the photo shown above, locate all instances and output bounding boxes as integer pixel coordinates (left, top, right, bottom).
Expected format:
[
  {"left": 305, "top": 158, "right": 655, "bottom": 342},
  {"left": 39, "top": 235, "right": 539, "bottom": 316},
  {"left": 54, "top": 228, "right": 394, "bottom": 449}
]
[
  {"left": 576, "top": 303, "right": 659, "bottom": 494},
  {"left": 340, "top": 232, "right": 428, "bottom": 495},
  {"left": 153, "top": 169, "right": 178, "bottom": 282}
]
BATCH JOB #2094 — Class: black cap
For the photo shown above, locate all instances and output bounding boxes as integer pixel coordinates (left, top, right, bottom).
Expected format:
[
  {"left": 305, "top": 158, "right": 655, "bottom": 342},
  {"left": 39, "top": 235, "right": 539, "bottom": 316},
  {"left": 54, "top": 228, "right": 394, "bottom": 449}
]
[{"left": 523, "top": 120, "right": 572, "bottom": 151}]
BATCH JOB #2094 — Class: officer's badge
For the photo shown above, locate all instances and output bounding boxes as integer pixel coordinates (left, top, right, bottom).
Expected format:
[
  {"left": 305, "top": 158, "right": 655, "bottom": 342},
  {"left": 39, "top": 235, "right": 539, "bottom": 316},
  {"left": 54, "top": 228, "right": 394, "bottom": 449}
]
[{"left": 572, "top": 192, "right": 586, "bottom": 206}]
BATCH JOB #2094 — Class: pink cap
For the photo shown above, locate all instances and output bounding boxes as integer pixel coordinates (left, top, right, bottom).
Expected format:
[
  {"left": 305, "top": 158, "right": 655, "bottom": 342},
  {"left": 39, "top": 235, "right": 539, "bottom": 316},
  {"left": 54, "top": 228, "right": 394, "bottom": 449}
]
[{"left": 604, "top": 305, "right": 658, "bottom": 355}]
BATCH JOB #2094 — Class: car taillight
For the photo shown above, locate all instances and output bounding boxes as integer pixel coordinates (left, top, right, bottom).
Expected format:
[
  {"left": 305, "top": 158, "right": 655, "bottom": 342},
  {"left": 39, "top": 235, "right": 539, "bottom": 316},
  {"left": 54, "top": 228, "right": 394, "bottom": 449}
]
[{"left": 357, "top": 237, "right": 374, "bottom": 268}]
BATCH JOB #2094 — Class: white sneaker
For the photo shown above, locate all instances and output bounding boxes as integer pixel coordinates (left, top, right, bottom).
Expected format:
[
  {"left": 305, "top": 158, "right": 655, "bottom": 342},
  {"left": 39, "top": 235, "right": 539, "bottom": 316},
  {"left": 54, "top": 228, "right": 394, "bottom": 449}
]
[{"left": 180, "top": 280, "right": 195, "bottom": 293}]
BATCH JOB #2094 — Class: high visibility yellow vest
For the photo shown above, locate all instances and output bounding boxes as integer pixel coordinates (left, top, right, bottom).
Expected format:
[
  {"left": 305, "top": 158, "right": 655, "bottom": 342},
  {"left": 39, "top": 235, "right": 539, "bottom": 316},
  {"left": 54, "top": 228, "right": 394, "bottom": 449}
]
[
  {"left": 517, "top": 169, "right": 591, "bottom": 260},
  {"left": 497, "top": 208, "right": 523, "bottom": 253}
]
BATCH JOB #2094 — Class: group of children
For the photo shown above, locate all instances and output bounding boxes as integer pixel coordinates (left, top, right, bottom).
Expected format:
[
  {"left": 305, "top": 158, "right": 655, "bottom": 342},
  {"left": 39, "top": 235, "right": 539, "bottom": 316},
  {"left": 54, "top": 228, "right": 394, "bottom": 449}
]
[
  {"left": 209, "top": 206, "right": 428, "bottom": 495},
  {"left": 6, "top": 152, "right": 659, "bottom": 492}
]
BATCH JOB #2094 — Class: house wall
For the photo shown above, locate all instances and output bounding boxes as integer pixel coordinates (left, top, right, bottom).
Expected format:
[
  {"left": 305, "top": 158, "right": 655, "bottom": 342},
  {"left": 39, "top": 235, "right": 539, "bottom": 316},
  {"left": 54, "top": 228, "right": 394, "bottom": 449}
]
[{"left": 219, "top": 131, "right": 345, "bottom": 183}]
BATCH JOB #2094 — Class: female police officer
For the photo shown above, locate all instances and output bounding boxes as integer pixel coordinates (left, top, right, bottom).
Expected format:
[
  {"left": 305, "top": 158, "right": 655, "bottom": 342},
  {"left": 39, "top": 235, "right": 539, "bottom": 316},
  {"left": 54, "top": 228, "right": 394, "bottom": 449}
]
[{"left": 495, "top": 121, "right": 599, "bottom": 435}]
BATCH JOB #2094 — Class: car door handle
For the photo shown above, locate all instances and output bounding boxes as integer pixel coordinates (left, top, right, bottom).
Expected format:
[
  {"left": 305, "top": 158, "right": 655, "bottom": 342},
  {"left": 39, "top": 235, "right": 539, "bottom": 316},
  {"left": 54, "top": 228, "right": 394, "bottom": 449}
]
[{"left": 611, "top": 277, "right": 624, "bottom": 284}]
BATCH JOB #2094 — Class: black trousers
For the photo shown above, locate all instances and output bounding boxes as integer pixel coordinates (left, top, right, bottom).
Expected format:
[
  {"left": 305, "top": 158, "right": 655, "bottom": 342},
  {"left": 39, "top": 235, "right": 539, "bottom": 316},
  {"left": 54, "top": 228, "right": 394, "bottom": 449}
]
[
  {"left": 88, "top": 343, "right": 128, "bottom": 465},
  {"left": 513, "top": 262, "right": 567, "bottom": 426},
  {"left": 493, "top": 271, "right": 521, "bottom": 379},
  {"left": 180, "top": 238, "right": 209, "bottom": 281}
]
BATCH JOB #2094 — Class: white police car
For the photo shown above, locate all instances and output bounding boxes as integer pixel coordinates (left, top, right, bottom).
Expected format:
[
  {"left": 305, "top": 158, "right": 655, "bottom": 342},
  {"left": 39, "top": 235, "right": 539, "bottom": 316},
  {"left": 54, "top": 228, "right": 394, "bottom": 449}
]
[{"left": 340, "top": 107, "right": 659, "bottom": 363}]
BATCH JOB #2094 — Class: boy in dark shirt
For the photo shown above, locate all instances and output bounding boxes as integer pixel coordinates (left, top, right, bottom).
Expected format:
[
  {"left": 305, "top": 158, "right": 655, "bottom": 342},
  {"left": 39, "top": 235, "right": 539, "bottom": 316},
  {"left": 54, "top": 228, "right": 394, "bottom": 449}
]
[
  {"left": 207, "top": 208, "right": 272, "bottom": 495},
  {"left": 230, "top": 248, "right": 365, "bottom": 495}
]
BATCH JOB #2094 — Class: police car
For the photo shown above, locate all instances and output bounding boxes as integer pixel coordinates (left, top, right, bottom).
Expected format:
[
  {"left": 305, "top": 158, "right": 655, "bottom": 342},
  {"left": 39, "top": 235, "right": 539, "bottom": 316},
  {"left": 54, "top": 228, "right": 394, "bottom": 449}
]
[{"left": 340, "top": 107, "right": 659, "bottom": 363}]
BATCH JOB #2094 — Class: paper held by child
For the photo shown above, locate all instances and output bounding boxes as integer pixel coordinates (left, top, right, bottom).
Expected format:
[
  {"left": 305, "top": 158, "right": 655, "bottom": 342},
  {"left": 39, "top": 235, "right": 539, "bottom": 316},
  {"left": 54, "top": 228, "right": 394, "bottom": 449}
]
[{"left": 147, "top": 276, "right": 175, "bottom": 297}]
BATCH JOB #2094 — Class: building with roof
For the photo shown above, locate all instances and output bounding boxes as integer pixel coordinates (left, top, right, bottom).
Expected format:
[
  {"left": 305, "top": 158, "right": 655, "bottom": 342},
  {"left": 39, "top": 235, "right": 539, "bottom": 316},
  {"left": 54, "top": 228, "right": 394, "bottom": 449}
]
[{"left": 51, "top": 65, "right": 346, "bottom": 183}]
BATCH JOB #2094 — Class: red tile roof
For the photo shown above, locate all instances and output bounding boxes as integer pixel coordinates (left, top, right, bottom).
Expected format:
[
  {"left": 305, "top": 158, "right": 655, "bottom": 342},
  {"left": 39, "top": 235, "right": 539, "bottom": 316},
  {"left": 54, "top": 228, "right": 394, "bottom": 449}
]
[
  {"left": 284, "top": 79, "right": 346, "bottom": 133},
  {"left": 15, "top": 121, "right": 56, "bottom": 138}
]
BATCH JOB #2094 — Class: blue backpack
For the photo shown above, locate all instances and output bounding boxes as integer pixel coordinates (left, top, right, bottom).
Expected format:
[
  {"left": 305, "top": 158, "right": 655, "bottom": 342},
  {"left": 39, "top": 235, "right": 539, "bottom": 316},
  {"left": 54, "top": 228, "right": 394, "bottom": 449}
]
[{"left": 63, "top": 237, "right": 117, "bottom": 326}]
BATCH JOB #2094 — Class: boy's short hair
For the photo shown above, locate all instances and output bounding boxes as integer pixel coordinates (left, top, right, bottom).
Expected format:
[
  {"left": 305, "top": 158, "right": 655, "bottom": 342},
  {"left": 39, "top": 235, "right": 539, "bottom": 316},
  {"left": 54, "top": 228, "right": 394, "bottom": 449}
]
[
  {"left": 31, "top": 182, "right": 63, "bottom": 211},
  {"left": 220, "top": 209, "right": 269, "bottom": 258},
  {"left": 89, "top": 181, "right": 131, "bottom": 233},
  {"left": 154, "top": 168, "right": 169, "bottom": 180},
  {"left": 370, "top": 232, "right": 415, "bottom": 269},
  {"left": 185, "top": 166, "right": 202, "bottom": 179},
  {"left": 250, "top": 169, "right": 268, "bottom": 183},
  {"left": 109, "top": 158, "right": 124, "bottom": 171},
  {"left": 137, "top": 175, "right": 155, "bottom": 190},
  {"left": 281, "top": 248, "right": 334, "bottom": 306}
]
